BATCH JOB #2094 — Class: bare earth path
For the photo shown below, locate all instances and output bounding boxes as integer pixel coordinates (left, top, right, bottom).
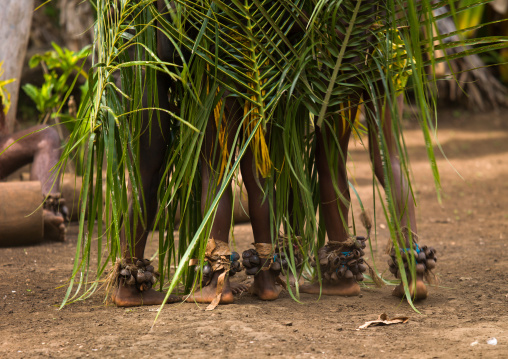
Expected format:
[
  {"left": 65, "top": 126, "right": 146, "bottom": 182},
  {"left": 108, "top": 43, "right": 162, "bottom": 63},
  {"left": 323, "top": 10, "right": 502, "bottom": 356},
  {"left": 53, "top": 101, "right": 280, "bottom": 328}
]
[{"left": 1, "top": 109, "right": 507, "bottom": 358}]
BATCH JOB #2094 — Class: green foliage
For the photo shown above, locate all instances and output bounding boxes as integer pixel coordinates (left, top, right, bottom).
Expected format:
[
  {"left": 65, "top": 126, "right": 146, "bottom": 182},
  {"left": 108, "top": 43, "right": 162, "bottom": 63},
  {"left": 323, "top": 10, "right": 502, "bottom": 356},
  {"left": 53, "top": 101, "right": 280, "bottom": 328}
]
[
  {"left": 22, "top": 42, "right": 91, "bottom": 120},
  {"left": 58, "top": 0, "right": 508, "bottom": 312}
]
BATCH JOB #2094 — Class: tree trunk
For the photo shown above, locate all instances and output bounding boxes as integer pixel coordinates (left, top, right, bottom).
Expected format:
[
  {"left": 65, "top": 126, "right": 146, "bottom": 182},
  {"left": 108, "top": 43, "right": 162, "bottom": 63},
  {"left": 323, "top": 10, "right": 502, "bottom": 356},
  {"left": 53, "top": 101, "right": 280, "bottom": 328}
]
[{"left": 0, "top": 0, "right": 34, "bottom": 133}]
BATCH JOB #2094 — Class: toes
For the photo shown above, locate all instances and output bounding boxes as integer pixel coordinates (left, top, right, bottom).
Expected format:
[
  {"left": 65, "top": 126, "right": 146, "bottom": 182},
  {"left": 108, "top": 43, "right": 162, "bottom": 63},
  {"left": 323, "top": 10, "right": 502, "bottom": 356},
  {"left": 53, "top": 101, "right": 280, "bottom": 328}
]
[{"left": 233, "top": 284, "right": 249, "bottom": 294}]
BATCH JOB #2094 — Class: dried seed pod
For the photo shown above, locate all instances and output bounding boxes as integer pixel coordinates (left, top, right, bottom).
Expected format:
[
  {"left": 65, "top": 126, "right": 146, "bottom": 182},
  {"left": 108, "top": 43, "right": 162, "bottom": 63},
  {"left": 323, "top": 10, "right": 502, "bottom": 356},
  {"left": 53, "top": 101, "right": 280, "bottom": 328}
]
[
  {"left": 202, "top": 264, "right": 212, "bottom": 276},
  {"left": 246, "top": 267, "right": 258, "bottom": 276},
  {"left": 331, "top": 271, "right": 339, "bottom": 282},
  {"left": 242, "top": 258, "right": 252, "bottom": 268},
  {"left": 136, "top": 260, "right": 144, "bottom": 267},
  {"left": 338, "top": 266, "right": 346, "bottom": 277},
  {"left": 233, "top": 260, "right": 241, "bottom": 272},
  {"left": 120, "top": 269, "right": 130, "bottom": 278},
  {"left": 352, "top": 265, "right": 360, "bottom": 274},
  {"left": 136, "top": 271, "right": 146, "bottom": 283},
  {"left": 416, "top": 263, "right": 426, "bottom": 274},
  {"left": 319, "top": 257, "right": 329, "bottom": 266},
  {"left": 126, "top": 275, "right": 136, "bottom": 285},
  {"left": 144, "top": 271, "right": 153, "bottom": 282},
  {"left": 242, "top": 250, "right": 252, "bottom": 259},
  {"left": 347, "top": 258, "right": 358, "bottom": 266},
  {"left": 324, "top": 272, "right": 331, "bottom": 281},
  {"left": 344, "top": 270, "right": 353, "bottom": 279},
  {"left": 143, "top": 282, "right": 152, "bottom": 291},
  {"left": 426, "top": 259, "right": 436, "bottom": 270},
  {"left": 358, "top": 263, "right": 367, "bottom": 273},
  {"left": 417, "top": 251, "right": 426, "bottom": 263},
  {"left": 146, "top": 265, "right": 155, "bottom": 273},
  {"left": 387, "top": 259, "right": 395, "bottom": 267},
  {"left": 355, "top": 273, "right": 364, "bottom": 281},
  {"left": 142, "top": 259, "right": 151, "bottom": 266},
  {"left": 280, "top": 259, "right": 288, "bottom": 268},
  {"left": 231, "top": 252, "right": 240, "bottom": 262},
  {"left": 229, "top": 269, "right": 236, "bottom": 276},
  {"left": 389, "top": 266, "right": 398, "bottom": 275},
  {"left": 150, "top": 275, "right": 157, "bottom": 284},
  {"left": 250, "top": 255, "right": 260, "bottom": 265},
  {"left": 271, "top": 261, "right": 281, "bottom": 272},
  {"left": 358, "top": 249, "right": 365, "bottom": 257},
  {"left": 318, "top": 250, "right": 327, "bottom": 260}
]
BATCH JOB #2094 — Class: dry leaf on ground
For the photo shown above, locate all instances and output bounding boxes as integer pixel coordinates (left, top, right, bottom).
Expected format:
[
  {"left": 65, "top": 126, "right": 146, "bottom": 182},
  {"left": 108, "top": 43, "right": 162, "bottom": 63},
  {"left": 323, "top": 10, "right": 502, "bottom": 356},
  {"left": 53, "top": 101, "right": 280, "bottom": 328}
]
[{"left": 357, "top": 313, "right": 409, "bottom": 330}]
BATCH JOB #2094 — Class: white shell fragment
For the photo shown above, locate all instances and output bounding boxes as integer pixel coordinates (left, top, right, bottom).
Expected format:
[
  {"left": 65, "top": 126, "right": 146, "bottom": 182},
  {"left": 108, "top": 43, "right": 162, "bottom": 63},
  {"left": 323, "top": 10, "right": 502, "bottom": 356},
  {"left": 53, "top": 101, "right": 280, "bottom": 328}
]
[{"left": 487, "top": 338, "right": 497, "bottom": 346}]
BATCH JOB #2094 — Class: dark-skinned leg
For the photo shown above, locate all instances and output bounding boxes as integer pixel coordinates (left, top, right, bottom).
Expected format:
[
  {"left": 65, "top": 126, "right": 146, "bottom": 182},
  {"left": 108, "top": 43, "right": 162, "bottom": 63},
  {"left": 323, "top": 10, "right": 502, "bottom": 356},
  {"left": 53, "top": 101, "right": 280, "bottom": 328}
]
[
  {"left": 366, "top": 94, "right": 426, "bottom": 300},
  {"left": 301, "top": 112, "right": 361, "bottom": 296},
  {"left": 113, "top": 1, "right": 184, "bottom": 306},
  {"left": 240, "top": 146, "right": 281, "bottom": 300},
  {"left": 112, "top": 70, "right": 180, "bottom": 307},
  {"left": 0, "top": 125, "right": 66, "bottom": 241},
  {"left": 185, "top": 96, "right": 246, "bottom": 304}
]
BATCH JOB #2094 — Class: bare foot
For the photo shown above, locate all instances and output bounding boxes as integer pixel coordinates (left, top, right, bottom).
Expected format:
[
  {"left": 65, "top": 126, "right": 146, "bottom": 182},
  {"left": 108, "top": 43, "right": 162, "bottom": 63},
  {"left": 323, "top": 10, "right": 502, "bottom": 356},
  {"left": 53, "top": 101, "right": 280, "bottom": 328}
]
[
  {"left": 186, "top": 270, "right": 234, "bottom": 304},
  {"left": 230, "top": 282, "right": 249, "bottom": 295},
  {"left": 111, "top": 278, "right": 180, "bottom": 307},
  {"left": 392, "top": 274, "right": 428, "bottom": 300},
  {"left": 43, "top": 209, "right": 66, "bottom": 242},
  {"left": 249, "top": 270, "right": 282, "bottom": 301},
  {"left": 300, "top": 278, "right": 360, "bottom": 296}
]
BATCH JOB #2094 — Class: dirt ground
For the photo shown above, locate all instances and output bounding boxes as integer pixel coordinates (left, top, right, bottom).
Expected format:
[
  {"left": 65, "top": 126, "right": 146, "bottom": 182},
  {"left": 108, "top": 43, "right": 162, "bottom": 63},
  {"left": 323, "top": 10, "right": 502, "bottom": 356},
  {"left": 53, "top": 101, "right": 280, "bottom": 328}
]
[{"left": 1, "top": 109, "right": 507, "bottom": 358}]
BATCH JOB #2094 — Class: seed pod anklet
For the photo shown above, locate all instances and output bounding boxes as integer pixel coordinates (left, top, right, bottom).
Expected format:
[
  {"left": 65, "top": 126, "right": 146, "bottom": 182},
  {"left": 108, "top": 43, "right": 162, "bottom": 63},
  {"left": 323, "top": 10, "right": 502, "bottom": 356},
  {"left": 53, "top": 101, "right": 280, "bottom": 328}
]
[{"left": 387, "top": 228, "right": 437, "bottom": 283}]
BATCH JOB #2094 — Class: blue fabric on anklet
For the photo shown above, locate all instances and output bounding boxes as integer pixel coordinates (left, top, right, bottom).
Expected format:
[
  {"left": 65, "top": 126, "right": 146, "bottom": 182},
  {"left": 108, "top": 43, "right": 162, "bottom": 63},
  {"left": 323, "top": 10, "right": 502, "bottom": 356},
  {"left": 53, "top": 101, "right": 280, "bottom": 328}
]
[{"left": 402, "top": 243, "right": 420, "bottom": 254}]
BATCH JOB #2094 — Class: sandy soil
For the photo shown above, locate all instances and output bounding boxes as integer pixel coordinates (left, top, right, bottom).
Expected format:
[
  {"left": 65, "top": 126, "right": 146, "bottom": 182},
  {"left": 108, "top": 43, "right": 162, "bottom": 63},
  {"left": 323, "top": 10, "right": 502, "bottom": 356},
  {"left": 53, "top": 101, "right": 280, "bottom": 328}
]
[{"left": 1, "top": 109, "right": 508, "bottom": 358}]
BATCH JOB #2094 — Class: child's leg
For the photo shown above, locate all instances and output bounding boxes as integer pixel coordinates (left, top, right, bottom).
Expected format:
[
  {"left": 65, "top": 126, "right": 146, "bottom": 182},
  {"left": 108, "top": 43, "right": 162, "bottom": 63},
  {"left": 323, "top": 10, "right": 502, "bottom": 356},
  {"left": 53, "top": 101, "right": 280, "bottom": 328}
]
[
  {"left": 186, "top": 96, "right": 245, "bottom": 304},
  {"left": 113, "top": 73, "right": 177, "bottom": 307},
  {"left": 366, "top": 94, "right": 416, "bottom": 233},
  {"left": 366, "top": 94, "right": 430, "bottom": 300},
  {"left": 301, "top": 107, "right": 362, "bottom": 296},
  {"left": 240, "top": 145, "right": 281, "bottom": 300}
]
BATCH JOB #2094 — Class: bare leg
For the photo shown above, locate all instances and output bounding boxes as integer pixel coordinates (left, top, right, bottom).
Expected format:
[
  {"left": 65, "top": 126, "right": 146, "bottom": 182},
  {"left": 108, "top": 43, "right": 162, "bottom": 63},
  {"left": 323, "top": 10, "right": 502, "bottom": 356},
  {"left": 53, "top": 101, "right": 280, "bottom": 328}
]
[
  {"left": 112, "top": 55, "right": 181, "bottom": 306},
  {"left": 0, "top": 125, "right": 66, "bottom": 241},
  {"left": 301, "top": 109, "right": 361, "bottom": 296},
  {"left": 186, "top": 96, "right": 245, "bottom": 304},
  {"left": 240, "top": 146, "right": 281, "bottom": 300},
  {"left": 113, "top": 0, "right": 189, "bottom": 306},
  {"left": 366, "top": 94, "right": 426, "bottom": 300}
]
